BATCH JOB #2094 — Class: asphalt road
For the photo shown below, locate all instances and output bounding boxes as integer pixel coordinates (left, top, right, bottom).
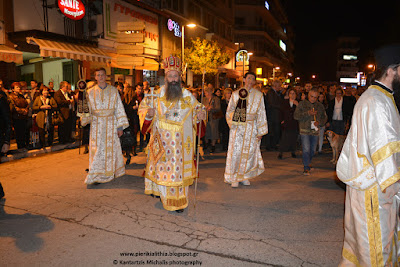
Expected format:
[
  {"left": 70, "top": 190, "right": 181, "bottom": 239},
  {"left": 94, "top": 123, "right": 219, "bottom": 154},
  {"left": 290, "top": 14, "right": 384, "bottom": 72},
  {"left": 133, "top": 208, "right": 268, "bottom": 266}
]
[{"left": 0, "top": 147, "right": 345, "bottom": 266}]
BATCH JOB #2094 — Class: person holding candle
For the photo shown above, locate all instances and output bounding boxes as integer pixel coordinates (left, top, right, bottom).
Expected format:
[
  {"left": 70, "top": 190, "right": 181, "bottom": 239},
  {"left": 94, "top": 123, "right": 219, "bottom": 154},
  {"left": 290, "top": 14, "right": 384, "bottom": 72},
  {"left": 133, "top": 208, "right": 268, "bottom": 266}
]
[{"left": 294, "top": 88, "right": 327, "bottom": 175}]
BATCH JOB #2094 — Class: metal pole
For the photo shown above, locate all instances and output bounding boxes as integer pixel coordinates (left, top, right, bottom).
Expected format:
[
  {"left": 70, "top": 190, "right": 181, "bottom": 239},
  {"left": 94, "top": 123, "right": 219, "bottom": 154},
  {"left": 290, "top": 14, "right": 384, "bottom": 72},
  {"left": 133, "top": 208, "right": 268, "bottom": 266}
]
[
  {"left": 242, "top": 53, "right": 245, "bottom": 87},
  {"left": 194, "top": 70, "right": 206, "bottom": 209},
  {"left": 181, "top": 26, "right": 185, "bottom": 81}
]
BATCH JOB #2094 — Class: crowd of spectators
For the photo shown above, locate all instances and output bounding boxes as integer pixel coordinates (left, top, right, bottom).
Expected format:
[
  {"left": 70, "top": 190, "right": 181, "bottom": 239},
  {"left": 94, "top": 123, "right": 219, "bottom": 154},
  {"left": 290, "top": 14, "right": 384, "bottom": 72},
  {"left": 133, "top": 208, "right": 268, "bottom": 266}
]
[
  {"left": 0, "top": 78, "right": 79, "bottom": 154},
  {"left": 177, "top": 80, "right": 366, "bottom": 166},
  {"left": 0, "top": 76, "right": 366, "bottom": 166}
]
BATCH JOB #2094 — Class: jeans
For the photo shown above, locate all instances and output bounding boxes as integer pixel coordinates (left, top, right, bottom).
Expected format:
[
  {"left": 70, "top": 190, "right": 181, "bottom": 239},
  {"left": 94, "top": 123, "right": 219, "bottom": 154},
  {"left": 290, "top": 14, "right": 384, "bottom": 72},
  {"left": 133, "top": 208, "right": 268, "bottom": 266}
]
[{"left": 300, "top": 134, "right": 318, "bottom": 171}]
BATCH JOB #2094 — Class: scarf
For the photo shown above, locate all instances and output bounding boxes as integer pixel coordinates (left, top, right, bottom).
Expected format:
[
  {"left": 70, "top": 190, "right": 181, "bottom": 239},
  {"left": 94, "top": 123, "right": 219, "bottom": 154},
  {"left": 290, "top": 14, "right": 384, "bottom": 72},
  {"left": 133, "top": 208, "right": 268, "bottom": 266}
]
[
  {"left": 232, "top": 88, "right": 248, "bottom": 123},
  {"left": 333, "top": 97, "right": 343, "bottom": 120}
]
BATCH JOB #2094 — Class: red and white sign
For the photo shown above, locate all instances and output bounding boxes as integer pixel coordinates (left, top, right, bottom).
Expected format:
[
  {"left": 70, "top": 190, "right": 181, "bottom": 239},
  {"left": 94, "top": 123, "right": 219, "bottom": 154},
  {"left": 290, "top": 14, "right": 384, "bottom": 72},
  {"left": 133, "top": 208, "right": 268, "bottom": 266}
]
[{"left": 58, "top": 0, "right": 86, "bottom": 20}]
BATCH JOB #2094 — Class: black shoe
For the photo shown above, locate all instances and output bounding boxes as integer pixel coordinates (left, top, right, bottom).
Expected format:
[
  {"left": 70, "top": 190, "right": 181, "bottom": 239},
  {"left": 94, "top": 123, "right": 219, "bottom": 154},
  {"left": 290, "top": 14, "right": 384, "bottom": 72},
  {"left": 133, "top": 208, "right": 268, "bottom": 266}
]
[
  {"left": 126, "top": 156, "right": 131, "bottom": 165},
  {"left": 175, "top": 209, "right": 184, "bottom": 213},
  {"left": 133, "top": 146, "right": 137, "bottom": 156},
  {"left": 291, "top": 152, "right": 296, "bottom": 158},
  {"left": 277, "top": 153, "right": 282, "bottom": 160}
]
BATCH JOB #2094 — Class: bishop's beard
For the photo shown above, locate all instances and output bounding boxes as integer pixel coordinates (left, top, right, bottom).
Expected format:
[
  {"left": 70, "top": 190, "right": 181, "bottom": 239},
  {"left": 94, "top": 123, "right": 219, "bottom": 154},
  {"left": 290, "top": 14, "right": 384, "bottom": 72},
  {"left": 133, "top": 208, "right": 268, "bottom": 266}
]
[{"left": 165, "top": 81, "right": 182, "bottom": 101}]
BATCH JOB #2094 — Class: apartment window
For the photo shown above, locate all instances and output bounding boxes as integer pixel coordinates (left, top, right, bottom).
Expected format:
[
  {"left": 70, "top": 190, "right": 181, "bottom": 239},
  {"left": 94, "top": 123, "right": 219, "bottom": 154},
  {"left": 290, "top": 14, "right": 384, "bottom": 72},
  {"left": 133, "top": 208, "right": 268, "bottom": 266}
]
[
  {"left": 265, "top": 1, "right": 270, "bottom": 10},
  {"left": 179, "top": 0, "right": 184, "bottom": 13},
  {"left": 235, "top": 17, "right": 245, "bottom": 25},
  {"left": 172, "top": 0, "right": 178, "bottom": 11}
]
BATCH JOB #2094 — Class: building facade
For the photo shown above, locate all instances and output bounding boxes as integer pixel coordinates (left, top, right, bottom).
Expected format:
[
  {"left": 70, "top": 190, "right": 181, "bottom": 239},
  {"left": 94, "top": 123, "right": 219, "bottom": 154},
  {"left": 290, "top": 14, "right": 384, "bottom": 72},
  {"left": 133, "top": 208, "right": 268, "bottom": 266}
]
[
  {"left": 234, "top": 0, "right": 294, "bottom": 85},
  {"left": 1, "top": 0, "right": 294, "bottom": 89},
  {"left": 336, "top": 36, "right": 360, "bottom": 85},
  {"left": 161, "top": 0, "right": 239, "bottom": 88}
]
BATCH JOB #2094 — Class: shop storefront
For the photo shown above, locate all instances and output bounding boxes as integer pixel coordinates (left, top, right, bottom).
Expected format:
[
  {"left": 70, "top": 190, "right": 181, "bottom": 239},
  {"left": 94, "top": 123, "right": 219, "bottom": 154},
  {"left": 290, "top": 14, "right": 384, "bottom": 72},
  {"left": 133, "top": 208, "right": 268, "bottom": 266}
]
[
  {"left": 8, "top": 0, "right": 109, "bottom": 90},
  {"left": 101, "top": 0, "right": 161, "bottom": 86},
  {"left": 0, "top": 44, "right": 23, "bottom": 85}
]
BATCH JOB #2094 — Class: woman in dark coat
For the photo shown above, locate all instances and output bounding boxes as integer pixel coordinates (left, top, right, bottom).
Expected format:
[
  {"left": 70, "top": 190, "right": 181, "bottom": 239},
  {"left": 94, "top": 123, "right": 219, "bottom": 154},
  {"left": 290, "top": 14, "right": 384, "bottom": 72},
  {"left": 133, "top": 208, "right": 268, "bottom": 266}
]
[
  {"left": 32, "top": 87, "right": 58, "bottom": 148},
  {"left": 219, "top": 88, "right": 232, "bottom": 151},
  {"left": 278, "top": 88, "right": 299, "bottom": 159},
  {"left": 9, "top": 82, "right": 29, "bottom": 150},
  {"left": 122, "top": 85, "right": 139, "bottom": 165},
  {"left": 202, "top": 87, "right": 221, "bottom": 153}
]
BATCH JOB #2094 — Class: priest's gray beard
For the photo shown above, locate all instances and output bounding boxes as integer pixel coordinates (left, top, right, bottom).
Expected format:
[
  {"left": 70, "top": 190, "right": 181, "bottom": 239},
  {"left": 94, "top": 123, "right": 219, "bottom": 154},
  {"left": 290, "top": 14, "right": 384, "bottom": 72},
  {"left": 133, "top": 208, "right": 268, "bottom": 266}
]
[
  {"left": 392, "top": 71, "right": 400, "bottom": 94},
  {"left": 165, "top": 81, "right": 182, "bottom": 101}
]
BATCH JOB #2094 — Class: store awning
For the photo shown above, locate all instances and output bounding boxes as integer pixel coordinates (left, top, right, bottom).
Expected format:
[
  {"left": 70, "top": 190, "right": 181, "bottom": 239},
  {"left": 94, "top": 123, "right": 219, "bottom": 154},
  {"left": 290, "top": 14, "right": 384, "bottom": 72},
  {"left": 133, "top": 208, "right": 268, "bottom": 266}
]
[
  {"left": 26, "top": 37, "right": 110, "bottom": 63},
  {"left": 0, "top": 45, "right": 23, "bottom": 64}
]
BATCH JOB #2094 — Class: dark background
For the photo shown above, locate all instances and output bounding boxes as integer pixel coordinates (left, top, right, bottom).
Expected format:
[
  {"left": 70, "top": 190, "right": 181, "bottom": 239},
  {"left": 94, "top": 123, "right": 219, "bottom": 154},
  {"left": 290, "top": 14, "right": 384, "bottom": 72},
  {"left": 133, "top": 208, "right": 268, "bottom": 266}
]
[{"left": 284, "top": 0, "right": 400, "bottom": 82}]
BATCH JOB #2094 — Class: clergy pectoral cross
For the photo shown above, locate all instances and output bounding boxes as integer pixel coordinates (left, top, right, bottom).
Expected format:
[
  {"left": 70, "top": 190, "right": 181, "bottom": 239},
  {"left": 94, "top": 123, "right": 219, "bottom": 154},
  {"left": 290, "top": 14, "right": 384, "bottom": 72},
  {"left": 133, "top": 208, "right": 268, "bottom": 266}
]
[{"left": 144, "top": 88, "right": 159, "bottom": 108}]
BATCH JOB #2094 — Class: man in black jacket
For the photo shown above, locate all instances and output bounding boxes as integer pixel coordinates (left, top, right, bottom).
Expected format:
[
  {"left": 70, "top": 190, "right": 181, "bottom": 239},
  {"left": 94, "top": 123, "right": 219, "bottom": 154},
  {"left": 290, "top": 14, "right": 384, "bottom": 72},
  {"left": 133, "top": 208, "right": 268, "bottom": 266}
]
[
  {"left": 326, "top": 88, "right": 354, "bottom": 135},
  {"left": 54, "top": 81, "right": 74, "bottom": 144},
  {"left": 265, "top": 80, "right": 283, "bottom": 150},
  {"left": 0, "top": 90, "right": 11, "bottom": 199}
]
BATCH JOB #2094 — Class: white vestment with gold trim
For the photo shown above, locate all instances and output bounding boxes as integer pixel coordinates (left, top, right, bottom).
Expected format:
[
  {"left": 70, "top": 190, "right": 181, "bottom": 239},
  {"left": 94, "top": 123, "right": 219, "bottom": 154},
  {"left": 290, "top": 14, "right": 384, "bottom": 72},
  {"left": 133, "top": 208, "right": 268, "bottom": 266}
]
[
  {"left": 82, "top": 84, "right": 129, "bottom": 184},
  {"left": 224, "top": 88, "right": 268, "bottom": 183},
  {"left": 336, "top": 85, "right": 400, "bottom": 266},
  {"left": 139, "top": 86, "right": 203, "bottom": 211}
]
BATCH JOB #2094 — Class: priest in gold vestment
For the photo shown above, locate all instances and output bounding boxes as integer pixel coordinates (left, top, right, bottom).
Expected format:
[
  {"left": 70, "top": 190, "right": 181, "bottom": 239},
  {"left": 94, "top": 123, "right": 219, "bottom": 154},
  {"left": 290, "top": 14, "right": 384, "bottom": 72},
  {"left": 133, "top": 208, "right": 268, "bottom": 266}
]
[
  {"left": 336, "top": 45, "right": 400, "bottom": 266},
  {"left": 138, "top": 56, "right": 206, "bottom": 212},
  {"left": 82, "top": 68, "right": 129, "bottom": 185},
  {"left": 224, "top": 72, "right": 268, "bottom": 188}
]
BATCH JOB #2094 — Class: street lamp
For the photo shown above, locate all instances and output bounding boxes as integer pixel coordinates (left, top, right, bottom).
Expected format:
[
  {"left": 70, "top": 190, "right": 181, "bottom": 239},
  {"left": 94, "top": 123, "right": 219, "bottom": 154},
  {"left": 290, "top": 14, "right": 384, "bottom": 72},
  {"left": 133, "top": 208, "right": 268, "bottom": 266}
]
[
  {"left": 367, "top": 64, "right": 376, "bottom": 72},
  {"left": 272, "top": 66, "right": 280, "bottom": 79},
  {"left": 241, "top": 51, "right": 252, "bottom": 85},
  {"left": 312, "top": 74, "right": 316, "bottom": 79},
  {"left": 181, "top": 23, "right": 197, "bottom": 80}
]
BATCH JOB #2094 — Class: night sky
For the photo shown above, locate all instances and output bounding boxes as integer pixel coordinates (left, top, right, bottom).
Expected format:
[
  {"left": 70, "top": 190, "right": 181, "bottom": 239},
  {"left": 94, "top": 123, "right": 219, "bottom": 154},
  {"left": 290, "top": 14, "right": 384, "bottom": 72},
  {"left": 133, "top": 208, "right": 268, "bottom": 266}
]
[{"left": 284, "top": 0, "right": 400, "bottom": 82}]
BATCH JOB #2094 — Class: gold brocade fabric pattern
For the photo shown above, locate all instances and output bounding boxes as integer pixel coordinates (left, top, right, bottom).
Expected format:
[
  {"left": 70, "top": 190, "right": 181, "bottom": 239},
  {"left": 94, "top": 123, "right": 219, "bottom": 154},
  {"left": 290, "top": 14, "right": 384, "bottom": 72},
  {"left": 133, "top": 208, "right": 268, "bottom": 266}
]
[
  {"left": 224, "top": 88, "right": 268, "bottom": 183},
  {"left": 138, "top": 86, "right": 204, "bottom": 211},
  {"left": 83, "top": 85, "right": 129, "bottom": 184},
  {"left": 340, "top": 184, "right": 400, "bottom": 266},
  {"left": 336, "top": 85, "right": 400, "bottom": 265}
]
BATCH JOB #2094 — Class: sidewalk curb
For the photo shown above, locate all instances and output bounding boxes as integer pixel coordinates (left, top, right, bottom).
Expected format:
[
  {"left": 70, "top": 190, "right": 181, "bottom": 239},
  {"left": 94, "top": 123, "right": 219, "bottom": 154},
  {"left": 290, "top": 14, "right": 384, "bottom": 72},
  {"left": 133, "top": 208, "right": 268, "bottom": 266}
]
[{"left": 1, "top": 142, "right": 81, "bottom": 163}]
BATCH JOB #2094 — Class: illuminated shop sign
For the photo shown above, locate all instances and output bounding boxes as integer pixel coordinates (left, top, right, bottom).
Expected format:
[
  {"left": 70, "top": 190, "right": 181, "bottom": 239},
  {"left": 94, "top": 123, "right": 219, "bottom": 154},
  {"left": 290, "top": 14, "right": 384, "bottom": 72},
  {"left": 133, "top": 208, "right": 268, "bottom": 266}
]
[
  {"left": 236, "top": 50, "right": 249, "bottom": 62},
  {"left": 343, "top": 55, "right": 357, "bottom": 60},
  {"left": 167, "top": 19, "right": 182, "bottom": 38},
  {"left": 58, "top": 0, "right": 85, "bottom": 20}
]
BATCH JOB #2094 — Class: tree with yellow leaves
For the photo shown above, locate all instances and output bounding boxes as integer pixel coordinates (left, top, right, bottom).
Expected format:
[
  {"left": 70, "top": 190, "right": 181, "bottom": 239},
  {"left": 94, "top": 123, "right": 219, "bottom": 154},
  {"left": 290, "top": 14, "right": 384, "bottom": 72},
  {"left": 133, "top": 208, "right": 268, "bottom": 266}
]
[{"left": 184, "top": 37, "right": 230, "bottom": 88}]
